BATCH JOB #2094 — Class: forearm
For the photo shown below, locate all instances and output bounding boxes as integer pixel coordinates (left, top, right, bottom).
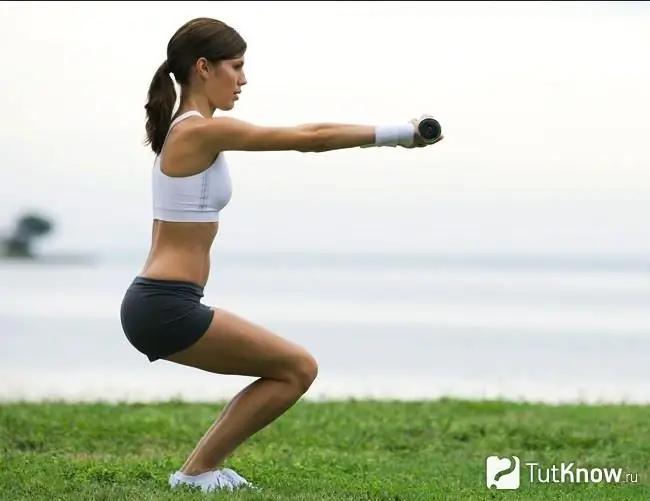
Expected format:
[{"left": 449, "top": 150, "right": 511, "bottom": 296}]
[
  {"left": 297, "top": 122, "right": 415, "bottom": 152},
  {"left": 294, "top": 123, "right": 374, "bottom": 152}
]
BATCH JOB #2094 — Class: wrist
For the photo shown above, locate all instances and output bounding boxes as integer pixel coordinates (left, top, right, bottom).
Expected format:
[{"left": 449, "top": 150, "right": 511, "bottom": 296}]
[{"left": 373, "top": 123, "right": 415, "bottom": 147}]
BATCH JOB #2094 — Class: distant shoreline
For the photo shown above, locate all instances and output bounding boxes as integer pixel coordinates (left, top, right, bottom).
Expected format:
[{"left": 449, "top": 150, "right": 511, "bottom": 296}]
[
  {"left": 3, "top": 248, "right": 647, "bottom": 273},
  {"left": 2, "top": 372, "right": 648, "bottom": 405}
]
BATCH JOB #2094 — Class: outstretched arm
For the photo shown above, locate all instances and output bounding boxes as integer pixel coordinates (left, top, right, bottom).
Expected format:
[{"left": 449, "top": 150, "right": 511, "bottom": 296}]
[{"left": 193, "top": 117, "right": 419, "bottom": 154}]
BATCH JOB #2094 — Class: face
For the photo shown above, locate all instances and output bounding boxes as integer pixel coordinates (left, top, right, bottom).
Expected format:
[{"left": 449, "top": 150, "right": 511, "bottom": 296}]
[{"left": 196, "top": 55, "right": 247, "bottom": 111}]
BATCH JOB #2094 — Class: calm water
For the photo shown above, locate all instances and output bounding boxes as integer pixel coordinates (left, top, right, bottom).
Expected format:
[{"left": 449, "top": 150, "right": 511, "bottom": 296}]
[{"left": 1, "top": 251, "right": 649, "bottom": 404}]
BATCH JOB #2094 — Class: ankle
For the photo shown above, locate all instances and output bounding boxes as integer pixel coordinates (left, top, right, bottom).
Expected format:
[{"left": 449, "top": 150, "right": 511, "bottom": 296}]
[{"left": 180, "top": 463, "right": 215, "bottom": 477}]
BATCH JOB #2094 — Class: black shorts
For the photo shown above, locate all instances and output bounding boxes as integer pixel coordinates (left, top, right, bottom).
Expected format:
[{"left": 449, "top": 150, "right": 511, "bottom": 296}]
[{"left": 120, "top": 276, "right": 215, "bottom": 362}]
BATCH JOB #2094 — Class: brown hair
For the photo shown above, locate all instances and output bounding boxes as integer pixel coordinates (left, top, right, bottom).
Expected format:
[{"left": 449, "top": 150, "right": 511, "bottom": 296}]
[{"left": 144, "top": 17, "right": 247, "bottom": 155}]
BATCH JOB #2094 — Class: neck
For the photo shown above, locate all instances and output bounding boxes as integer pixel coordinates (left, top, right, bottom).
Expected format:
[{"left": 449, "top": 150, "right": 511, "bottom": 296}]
[{"left": 178, "top": 90, "right": 215, "bottom": 118}]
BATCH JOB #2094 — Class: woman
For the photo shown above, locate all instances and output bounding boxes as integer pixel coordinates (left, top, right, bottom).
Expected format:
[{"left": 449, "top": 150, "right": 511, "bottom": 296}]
[{"left": 120, "top": 16, "right": 443, "bottom": 493}]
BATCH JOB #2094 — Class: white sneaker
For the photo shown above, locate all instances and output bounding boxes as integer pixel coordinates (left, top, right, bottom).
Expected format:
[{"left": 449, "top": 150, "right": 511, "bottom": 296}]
[
  {"left": 221, "top": 468, "right": 259, "bottom": 490},
  {"left": 169, "top": 469, "right": 235, "bottom": 492}
]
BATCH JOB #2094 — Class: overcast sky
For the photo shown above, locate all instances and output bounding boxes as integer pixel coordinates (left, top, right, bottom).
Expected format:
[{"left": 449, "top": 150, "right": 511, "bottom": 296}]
[{"left": 0, "top": 1, "right": 648, "bottom": 255}]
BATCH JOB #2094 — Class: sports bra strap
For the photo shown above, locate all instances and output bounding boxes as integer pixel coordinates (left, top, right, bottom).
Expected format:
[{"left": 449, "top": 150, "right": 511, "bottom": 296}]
[
  {"left": 169, "top": 110, "right": 203, "bottom": 129},
  {"left": 164, "top": 110, "right": 204, "bottom": 141}
]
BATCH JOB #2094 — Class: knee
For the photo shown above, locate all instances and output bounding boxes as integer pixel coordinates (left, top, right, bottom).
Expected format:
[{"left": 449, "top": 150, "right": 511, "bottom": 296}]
[{"left": 287, "top": 351, "right": 319, "bottom": 394}]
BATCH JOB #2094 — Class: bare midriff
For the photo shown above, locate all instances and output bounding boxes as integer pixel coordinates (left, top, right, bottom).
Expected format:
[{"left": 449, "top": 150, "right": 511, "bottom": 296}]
[{"left": 139, "top": 220, "right": 219, "bottom": 287}]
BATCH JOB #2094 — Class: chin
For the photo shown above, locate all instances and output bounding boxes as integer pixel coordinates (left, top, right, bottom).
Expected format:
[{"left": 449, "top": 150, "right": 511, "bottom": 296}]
[{"left": 216, "top": 103, "right": 235, "bottom": 112}]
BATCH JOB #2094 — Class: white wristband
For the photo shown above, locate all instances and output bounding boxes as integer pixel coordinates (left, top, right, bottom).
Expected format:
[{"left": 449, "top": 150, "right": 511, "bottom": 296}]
[{"left": 362, "top": 123, "right": 415, "bottom": 148}]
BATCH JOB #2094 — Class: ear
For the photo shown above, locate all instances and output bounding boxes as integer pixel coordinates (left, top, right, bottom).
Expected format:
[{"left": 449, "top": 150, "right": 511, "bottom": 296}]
[{"left": 195, "top": 57, "right": 211, "bottom": 80}]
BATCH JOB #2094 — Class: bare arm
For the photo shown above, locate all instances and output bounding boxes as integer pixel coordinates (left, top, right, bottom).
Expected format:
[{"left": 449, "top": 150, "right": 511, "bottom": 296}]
[
  {"left": 163, "top": 115, "right": 428, "bottom": 177},
  {"left": 192, "top": 117, "right": 410, "bottom": 155}
]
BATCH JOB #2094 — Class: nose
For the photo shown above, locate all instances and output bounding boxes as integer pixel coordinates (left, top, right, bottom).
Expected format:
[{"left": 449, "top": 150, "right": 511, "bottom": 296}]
[{"left": 239, "top": 71, "right": 248, "bottom": 86}]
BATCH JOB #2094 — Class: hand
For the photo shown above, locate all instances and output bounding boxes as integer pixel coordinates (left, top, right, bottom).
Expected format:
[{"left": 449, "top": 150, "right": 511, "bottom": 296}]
[{"left": 403, "top": 115, "right": 444, "bottom": 149}]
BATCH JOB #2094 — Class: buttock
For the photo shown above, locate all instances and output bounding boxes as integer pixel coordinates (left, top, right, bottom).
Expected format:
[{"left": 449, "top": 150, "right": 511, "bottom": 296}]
[{"left": 120, "top": 276, "right": 215, "bottom": 362}]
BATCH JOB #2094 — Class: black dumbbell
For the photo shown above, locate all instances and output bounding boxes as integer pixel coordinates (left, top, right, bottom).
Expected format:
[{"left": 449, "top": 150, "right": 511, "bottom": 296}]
[{"left": 417, "top": 117, "right": 442, "bottom": 143}]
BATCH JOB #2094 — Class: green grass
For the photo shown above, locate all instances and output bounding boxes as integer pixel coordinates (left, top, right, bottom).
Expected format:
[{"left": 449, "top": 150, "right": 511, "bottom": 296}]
[{"left": 0, "top": 398, "right": 648, "bottom": 500}]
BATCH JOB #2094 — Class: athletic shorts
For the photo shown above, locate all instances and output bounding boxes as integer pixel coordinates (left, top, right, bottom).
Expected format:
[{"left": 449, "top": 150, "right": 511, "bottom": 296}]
[{"left": 120, "top": 276, "right": 214, "bottom": 362}]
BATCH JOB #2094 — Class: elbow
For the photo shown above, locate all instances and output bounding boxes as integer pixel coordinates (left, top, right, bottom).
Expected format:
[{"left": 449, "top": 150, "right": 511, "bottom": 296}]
[{"left": 295, "top": 125, "right": 332, "bottom": 153}]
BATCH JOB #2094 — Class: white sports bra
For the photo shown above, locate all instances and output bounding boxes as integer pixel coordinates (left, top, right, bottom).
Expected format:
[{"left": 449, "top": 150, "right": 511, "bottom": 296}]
[{"left": 152, "top": 110, "right": 233, "bottom": 223}]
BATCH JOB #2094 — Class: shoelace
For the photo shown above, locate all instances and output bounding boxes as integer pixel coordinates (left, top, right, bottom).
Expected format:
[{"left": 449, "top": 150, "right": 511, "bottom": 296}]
[
  {"left": 212, "top": 470, "right": 236, "bottom": 490},
  {"left": 222, "top": 468, "right": 258, "bottom": 489},
  {"left": 222, "top": 469, "right": 247, "bottom": 484}
]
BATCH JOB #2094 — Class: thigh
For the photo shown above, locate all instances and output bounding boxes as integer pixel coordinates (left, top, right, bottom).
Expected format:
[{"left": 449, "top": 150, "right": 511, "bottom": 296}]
[{"left": 163, "top": 307, "right": 311, "bottom": 379}]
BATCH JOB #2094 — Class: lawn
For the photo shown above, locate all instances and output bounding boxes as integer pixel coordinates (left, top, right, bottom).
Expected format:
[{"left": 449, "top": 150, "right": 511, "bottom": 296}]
[{"left": 0, "top": 398, "right": 647, "bottom": 500}]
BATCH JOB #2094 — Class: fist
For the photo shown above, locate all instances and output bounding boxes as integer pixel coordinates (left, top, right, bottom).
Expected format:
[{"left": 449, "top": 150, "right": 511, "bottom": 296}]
[{"left": 404, "top": 115, "right": 444, "bottom": 148}]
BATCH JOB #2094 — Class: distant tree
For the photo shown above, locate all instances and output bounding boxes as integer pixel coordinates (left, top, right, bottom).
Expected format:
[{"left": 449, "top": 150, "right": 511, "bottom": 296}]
[{"left": 1, "top": 212, "right": 54, "bottom": 258}]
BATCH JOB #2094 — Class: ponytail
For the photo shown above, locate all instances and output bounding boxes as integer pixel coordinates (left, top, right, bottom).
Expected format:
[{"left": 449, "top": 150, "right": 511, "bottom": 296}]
[{"left": 144, "top": 60, "right": 177, "bottom": 155}]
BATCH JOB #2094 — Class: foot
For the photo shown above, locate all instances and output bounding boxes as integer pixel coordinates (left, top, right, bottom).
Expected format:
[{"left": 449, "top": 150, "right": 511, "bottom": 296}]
[
  {"left": 169, "top": 469, "right": 234, "bottom": 492},
  {"left": 221, "top": 468, "right": 259, "bottom": 490}
]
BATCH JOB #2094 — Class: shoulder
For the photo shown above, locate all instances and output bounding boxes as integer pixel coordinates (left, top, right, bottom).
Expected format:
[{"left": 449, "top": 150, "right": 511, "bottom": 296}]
[
  {"left": 169, "top": 115, "right": 241, "bottom": 150},
  {"left": 159, "top": 116, "right": 219, "bottom": 177},
  {"left": 181, "top": 116, "right": 262, "bottom": 142}
]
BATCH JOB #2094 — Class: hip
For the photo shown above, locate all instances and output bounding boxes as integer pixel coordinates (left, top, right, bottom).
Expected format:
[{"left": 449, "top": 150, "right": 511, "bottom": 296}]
[
  {"left": 120, "top": 276, "right": 209, "bottom": 324},
  {"left": 119, "top": 275, "right": 214, "bottom": 361}
]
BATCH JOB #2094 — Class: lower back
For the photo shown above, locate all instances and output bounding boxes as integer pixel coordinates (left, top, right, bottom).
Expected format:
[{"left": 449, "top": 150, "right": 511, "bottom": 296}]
[{"left": 140, "top": 220, "right": 219, "bottom": 286}]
